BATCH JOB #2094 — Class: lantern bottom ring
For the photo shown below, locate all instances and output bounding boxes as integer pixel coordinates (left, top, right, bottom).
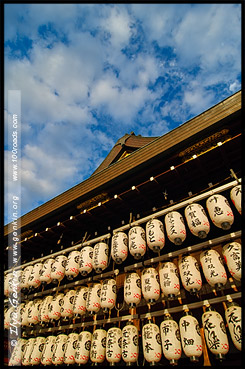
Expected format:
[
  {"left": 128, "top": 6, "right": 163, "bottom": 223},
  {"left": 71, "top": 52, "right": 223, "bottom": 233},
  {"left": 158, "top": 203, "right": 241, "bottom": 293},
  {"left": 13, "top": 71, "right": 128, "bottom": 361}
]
[
  {"left": 134, "top": 253, "right": 142, "bottom": 260},
  {"left": 190, "top": 355, "right": 199, "bottom": 362},
  {"left": 221, "top": 222, "right": 231, "bottom": 230},
  {"left": 169, "top": 359, "right": 178, "bottom": 366},
  {"left": 174, "top": 238, "right": 183, "bottom": 245},
  {"left": 198, "top": 231, "right": 207, "bottom": 239},
  {"left": 215, "top": 353, "right": 226, "bottom": 362}
]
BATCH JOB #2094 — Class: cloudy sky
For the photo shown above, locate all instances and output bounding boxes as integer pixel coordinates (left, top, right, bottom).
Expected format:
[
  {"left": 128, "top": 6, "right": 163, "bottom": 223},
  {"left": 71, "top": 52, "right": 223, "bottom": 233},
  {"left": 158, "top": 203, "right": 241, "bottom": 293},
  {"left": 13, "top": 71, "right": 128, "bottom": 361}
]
[{"left": 4, "top": 3, "right": 241, "bottom": 225}]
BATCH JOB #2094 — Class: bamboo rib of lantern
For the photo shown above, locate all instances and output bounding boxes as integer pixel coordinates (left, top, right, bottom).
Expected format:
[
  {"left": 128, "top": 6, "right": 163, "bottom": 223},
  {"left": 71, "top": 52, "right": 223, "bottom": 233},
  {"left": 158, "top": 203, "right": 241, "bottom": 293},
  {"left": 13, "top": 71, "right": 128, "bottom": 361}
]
[
  {"left": 113, "top": 178, "right": 240, "bottom": 234},
  {"left": 11, "top": 230, "right": 241, "bottom": 302}
]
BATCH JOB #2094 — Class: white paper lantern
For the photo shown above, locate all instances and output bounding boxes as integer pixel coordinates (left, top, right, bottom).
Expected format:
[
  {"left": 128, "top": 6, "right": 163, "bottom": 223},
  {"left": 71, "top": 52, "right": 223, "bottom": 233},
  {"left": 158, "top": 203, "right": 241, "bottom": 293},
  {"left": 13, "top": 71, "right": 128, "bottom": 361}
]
[
  {"left": 100, "top": 279, "right": 117, "bottom": 313},
  {"left": 28, "top": 262, "right": 43, "bottom": 289},
  {"left": 65, "top": 251, "right": 80, "bottom": 280},
  {"left": 79, "top": 246, "right": 93, "bottom": 276},
  {"left": 159, "top": 262, "right": 180, "bottom": 299},
  {"left": 129, "top": 226, "right": 146, "bottom": 259},
  {"left": 60, "top": 289, "right": 76, "bottom": 320},
  {"left": 4, "top": 306, "right": 15, "bottom": 330},
  {"left": 52, "top": 334, "right": 68, "bottom": 365},
  {"left": 39, "top": 295, "right": 53, "bottom": 325},
  {"left": 4, "top": 272, "right": 13, "bottom": 296},
  {"left": 230, "top": 185, "right": 242, "bottom": 214},
  {"left": 40, "top": 259, "right": 54, "bottom": 285},
  {"left": 106, "top": 327, "right": 122, "bottom": 364},
  {"left": 179, "top": 312, "right": 203, "bottom": 362},
  {"left": 146, "top": 218, "right": 165, "bottom": 252},
  {"left": 222, "top": 242, "right": 241, "bottom": 281},
  {"left": 21, "top": 302, "right": 30, "bottom": 327},
  {"left": 124, "top": 272, "right": 141, "bottom": 308},
  {"left": 9, "top": 338, "right": 26, "bottom": 366},
  {"left": 206, "top": 194, "right": 234, "bottom": 230},
  {"left": 90, "top": 328, "right": 107, "bottom": 364},
  {"left": 141, "top": 267, "right": 161, "bottom": 304},
  {"left": 27, "top": 299, "right": 42, "bottom": 326},
  {"left": 225, "top": 302, "right": 241, "bottom": 351},
  {"left": 29, "top": 336, "right": 46, "bottom": 365},
  {"left": 92, "top": 242, "right": 109, "bottom": 273},
  {"left": 86, "top": 283, "right": 101, "bottom": 314},
  {"left": 160, "top": 313, "right": 182, "bottom": 365},
  {"left": 165, "top": 211, "right": 186, "bottom": 245},
  {"left": 122, "top": 323, "right": 139, "bottom": 364},
  {"left": 15, "top": 302, "right": 25, "bottom": 328},
  {"left": 50, "top": 255, "right": 67, "bottom": 283},
  {"left": 41, "top": 335, "right": 56, "bottom": 366},
  {"left": 21, "top": 266, "right": 33, "bottom": 291},
  {"left": 202, "top": 307, "right": 229, "bottom": 360},
  {"left": 48, "top": 293, "right": 64, "bottom": 321},
  {"left": 73, "top": 286, "right": 88, "bottom": 317},
  {"left": 10, "top": 269, "right": 22, "bottom": 294},
  {"left": 200, "top": 249, "right": 227, "bottom": 288},
  {"left": 185, "top": 203, "right": 210, "bottom": 238},
  {"left": 64, "top": 332, "right": 79, "bottom": 365},
  {"left": 178, "top": 255, "right": 202, "bottom": 294},
  {"left": 111, "top": 232, "right": 128, "bottom": 264},
  {"left": 142, "top": 322, "right": 162, "bottom": 364},
  {"left": 22, "top": 337, "right": 36, "bottom": 366},
  {"left": 75, "top": 331, "right": 92, "bottom": 365}
]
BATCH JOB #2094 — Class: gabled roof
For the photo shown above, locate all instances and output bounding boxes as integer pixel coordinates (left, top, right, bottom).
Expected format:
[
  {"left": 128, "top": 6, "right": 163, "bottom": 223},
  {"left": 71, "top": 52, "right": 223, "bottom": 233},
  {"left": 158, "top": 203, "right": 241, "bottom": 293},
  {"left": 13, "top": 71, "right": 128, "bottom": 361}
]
[{"left": 92, "top": 132, "right": 157, "bottom": 175}]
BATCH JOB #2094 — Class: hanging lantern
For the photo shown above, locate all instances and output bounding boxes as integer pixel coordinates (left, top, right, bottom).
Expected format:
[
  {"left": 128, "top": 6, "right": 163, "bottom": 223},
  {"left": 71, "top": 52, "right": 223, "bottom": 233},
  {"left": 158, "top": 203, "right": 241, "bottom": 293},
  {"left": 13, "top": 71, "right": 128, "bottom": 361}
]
[
  {"left": 4, "top": 306, "right": 15, "bottom": 330},
  {"left": 15, "top": 302, "right": 25, "bottom": 328},
  {"left": 92, "top": 242, "right": 109, "bottom": 273},
  {"left": 90, "top": 328, "right": 107, "bottom": 364},
  {"left": 202, "top": 305, "right": 229, "bottom": 361},
  {"left": 128, "top": 226, "right": 146, "bottom": 259},
  {"left": 75, "top": 331, "right": 92, "bottom": 365},
  {"left": 159, "top": 262, "right": 180, "bottom": 299},
  {"left": 22, "top": 337, "right": 36, "bottom": 366},
  {"left": 200, "top": 249, "right": 227, "bottom": 289},
  {"left": 106, "top": 327, "right": 122, "bottom": 364},
  {"left": 160, "top": 312, "right": 182, "bottom": 366},
  {"left": 111, "top": 232, "right": 128, "bottom": 264},
  {"left": 4, "top": 272, "right": 13, "bottom": 296},
  {"left": 165, "top": 211, "right": 186, "bottom": 245},
  {"left": 41, "top": 335, "right": 56, "bottom": 366},
  {"left": 52, "top": 334, "right": 68, "bottom": 365},
  {"left": 64, "top": 332, "right": 79, "bottom": 365},
  {"left": 21, "top": 302, "right": 30, "bottom": 327},
  {"left": 29, "top": 336, "right": 46, "bottom": 365},
  {"left": 142, "top": 321, "right": 162, "bottom": 364},
  {"left": 206, "top": 194, "right": 234, "bottom": 230},
  {"left": 124, "top": 272, "right": 141, "bottom": 308},
  {"left": 10, "top": 269, "right": 22, "bottom": 294},
  {"left": 60, "top": 289, "right": 76, "bottom": 320},
  {"left": 73, "top": 286, "right": 88, "bottom": 317},
  {"left": 21, "top": 266, "right": 33, "bottom": 292},
  {"left": 146, "top": 218, "right": 165, "bottom": 252},
  {"left": 178, "top": 255, "right": 202, "bottom": 294},
  {"left": 122, "top": 323, "right": 139, "bottom": 365},
  {"left": 65, "top": 250, "right": 81, "bottom": 280},
  {"left": 50, "top": 255, "right": 67, "bottom": 284},
  {"left": 39, "top": 295, "right": 53, "bottom": 325},
  {"left": 222, "top": 242, "right": 241, "bottom": 281},
  {"left": 100, "top": 279, "right": 117, "bottom": 313},
  {"left": 86, "top": 283, "right": 101, "bottom": 314},
  {"left": 48, "top": 293, "right": 64, "bottom": 321},
  {"left": 230, "top": 184, "right": 242, "bottom": 214},
  {"left": 27, "top": 299, "right": 42, "bottom": 326},
  {"left": 141, "top": 267, "right": 161, "bottom": 304},
  {"left": 79, "top": 246, "right": 93, "bottom": 276},
  {"left": 28, "top": 262, "right": 43, "bottom": 289},
  {"left": 225, "top": 301, "right": 241, "bottom": 351},
  {"left": 184, "top": 203, "right": 210, "bottom": 238},
  {"left": 179, "top": 311, "right": 203, "bottom": 362},
  {"left": 9, "top": 338, "right": 26, "bottom": 366},
  {"left": 40, "top": 259, "right": 54, "bottom": 285}
]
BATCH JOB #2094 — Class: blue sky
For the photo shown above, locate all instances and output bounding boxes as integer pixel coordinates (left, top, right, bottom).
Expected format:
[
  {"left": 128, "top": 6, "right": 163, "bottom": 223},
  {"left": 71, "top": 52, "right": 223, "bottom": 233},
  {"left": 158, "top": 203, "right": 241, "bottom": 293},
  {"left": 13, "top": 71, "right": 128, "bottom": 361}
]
[{"left": 4, "top": 3, "right": 241, "bottom": 225}]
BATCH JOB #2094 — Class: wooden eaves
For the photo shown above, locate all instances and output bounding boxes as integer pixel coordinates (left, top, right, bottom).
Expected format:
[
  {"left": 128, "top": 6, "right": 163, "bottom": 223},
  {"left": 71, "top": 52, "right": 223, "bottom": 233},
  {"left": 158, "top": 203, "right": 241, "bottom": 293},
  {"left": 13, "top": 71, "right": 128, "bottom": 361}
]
[{"left": 4, "top": 90, "right": 241, "bottom": 237}]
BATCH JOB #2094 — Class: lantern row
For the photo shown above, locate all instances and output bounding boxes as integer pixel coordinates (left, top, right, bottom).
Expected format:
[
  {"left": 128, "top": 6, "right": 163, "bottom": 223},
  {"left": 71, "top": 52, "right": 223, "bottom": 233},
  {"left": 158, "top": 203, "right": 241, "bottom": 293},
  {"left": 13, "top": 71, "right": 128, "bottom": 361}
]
[
  {"left": 4, "top": 241, "right": 241, "bottom": 331},
  {"left": 4, "top": 182, "right": 241, "bottom": 276},
  {"left": 9, "top": 298, "right": 241, "bottom": 366},
  {"left": 4, "top": 185, "right": 242, "bottom": 297}
]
